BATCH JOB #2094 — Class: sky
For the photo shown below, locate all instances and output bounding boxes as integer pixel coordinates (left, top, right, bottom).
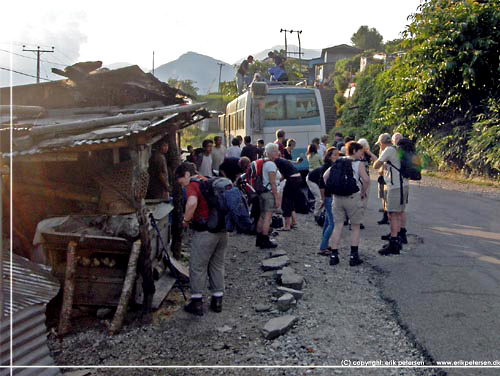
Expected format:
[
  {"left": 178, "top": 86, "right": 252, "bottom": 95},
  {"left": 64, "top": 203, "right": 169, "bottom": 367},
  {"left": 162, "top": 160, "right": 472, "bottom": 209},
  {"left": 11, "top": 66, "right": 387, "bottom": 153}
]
[{"left": 1, "top": 0, "right": 423, "bottom": 86}]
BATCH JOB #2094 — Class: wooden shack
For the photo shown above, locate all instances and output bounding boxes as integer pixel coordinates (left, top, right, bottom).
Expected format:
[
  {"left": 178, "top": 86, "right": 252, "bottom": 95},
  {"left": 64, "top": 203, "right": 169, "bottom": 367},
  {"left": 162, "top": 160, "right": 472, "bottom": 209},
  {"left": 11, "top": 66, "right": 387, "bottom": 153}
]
[{"left": 0, "top": 63, "right": 209, "bottom": 334}]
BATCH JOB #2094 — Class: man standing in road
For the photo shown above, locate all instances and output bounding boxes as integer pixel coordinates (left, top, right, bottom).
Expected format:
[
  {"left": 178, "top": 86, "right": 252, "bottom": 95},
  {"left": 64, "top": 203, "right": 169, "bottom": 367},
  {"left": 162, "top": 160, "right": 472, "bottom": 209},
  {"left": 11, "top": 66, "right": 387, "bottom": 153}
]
[
  {"left": 274, "top": 129, "right": 286, "bottom": 158},
  {"left": 241, "top": 136, "right": 258, "bottom": 161},
  {"left": 374, "top": 133, "right": 409, "bottom": 255},
  {"left": 176, "top": 163, "right": 227, "bottom": 316},
  {"left": 236, "top": 55, "right": 254, "bottom": 94},
  {"left": 196, "top": 139, "right": 214, "bottom": 177},
  {"left": 327, "top": 142, "right": 370, "bottom": 266},
  {"left": 211, "top": 136, "right": 226, "bottom": 172}
]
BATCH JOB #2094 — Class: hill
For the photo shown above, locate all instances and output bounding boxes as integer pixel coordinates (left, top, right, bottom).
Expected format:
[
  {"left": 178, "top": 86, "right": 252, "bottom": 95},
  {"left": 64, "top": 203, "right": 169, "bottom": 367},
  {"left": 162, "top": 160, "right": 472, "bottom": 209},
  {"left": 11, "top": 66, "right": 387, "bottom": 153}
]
[
  {"left": 235, "top": 45, "right": 322, "bottom": 64},
  {"left": 152, "top": 52, "right": 235, "bottom": 95}
]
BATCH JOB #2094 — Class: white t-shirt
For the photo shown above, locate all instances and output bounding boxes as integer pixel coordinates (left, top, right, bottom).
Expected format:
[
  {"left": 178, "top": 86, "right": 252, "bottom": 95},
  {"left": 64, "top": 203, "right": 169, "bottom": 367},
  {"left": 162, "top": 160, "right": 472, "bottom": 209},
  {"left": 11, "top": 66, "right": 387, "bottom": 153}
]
[
  {"left": 262, "top": 160, "right": 281, "bottom": 189},
  {"left": 199, "top": 154, "right": 213, "bottom": 177},
  {"left": 378, "top": 146, "right": 408, "bottom": 190},
  {"left": 226, "top": 146, "right": 241, "bottom": 159},
  {"left": 211, "top": 145, "right": 226, "bottom": 170},
  {"left": 318, "top": 143, "right": 326, "bottom": 159}
]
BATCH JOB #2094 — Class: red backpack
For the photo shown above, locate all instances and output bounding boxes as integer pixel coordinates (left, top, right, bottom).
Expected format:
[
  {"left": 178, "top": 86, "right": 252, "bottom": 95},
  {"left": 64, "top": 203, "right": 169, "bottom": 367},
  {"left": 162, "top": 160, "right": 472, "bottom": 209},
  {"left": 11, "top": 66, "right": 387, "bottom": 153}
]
[{"left": 245, "top": 159, "right": 271, "bottom": 195}]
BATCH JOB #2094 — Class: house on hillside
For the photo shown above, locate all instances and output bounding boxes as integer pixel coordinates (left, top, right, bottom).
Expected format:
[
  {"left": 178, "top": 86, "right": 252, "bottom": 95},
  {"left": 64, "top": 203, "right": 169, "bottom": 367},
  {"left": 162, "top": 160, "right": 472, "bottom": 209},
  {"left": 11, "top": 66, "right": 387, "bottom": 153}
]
[{"left": 314, "top": 44, "right": 363, "bottom": 84}]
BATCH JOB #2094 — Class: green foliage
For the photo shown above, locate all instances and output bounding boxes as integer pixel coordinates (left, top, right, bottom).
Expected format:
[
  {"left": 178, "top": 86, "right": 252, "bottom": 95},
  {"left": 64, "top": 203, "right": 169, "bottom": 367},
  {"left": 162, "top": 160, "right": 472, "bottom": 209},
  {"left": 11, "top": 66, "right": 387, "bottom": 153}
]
[
  {"left": 377, "top": 0, "right": 500, "bottom": 177},
  {"left": 383, "top": 38, "right": 404, "bottom": 54},
  {"left": 167, "top": 79, "right": 199, "bottom": 98},
  {"left": 181, "top": 126, "right": 219, "bottom": 149},
  {"left": 351, "top": 26, "right": 384, "bottom": 51}
]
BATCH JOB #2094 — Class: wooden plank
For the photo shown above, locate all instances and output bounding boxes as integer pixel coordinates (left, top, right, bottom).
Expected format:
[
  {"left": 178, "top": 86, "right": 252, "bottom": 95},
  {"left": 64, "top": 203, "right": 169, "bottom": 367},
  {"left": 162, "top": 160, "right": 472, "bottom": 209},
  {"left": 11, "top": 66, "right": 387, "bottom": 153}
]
[
  {"left": 31, "top": 103, "right": 207, "bottom": 137},
  {"left": 58, "top": 241, "right": 77, "bottom": 337},
  {"left": 41, "top": 231, "right": 130, "bottom": 251},
  {"left": 151, "top": 274, "right": 176, "bottom": 310},
  {"left": 14, "top": 152, "right": 80, "bottom": 163}
]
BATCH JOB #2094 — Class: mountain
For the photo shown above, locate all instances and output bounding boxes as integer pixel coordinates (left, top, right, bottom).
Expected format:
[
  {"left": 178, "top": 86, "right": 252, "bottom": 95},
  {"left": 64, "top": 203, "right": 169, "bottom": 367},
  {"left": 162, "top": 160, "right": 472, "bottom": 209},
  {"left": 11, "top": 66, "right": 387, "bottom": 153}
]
[
  {"left": 235, "top": 45, "right": 322, "bottom": 64},
  {"left": 152, "top": 52, "right": 236, "bottom": 95}
]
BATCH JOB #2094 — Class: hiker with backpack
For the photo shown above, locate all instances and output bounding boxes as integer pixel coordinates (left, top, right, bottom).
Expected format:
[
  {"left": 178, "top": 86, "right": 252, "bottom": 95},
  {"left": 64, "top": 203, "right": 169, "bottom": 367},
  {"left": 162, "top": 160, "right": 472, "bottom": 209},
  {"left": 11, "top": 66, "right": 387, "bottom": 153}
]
[
  {"left": 175, "top": 163, "right": 229, "bottom": 316},
  {"left": 275, "top": 158, "right": 302, "bottom": 231},
  {"left": 373, "top": 133, "right": 414, "bottom": 255},
  {"left": 252, "top": 143, "right": 281, "bottom": 248},
  {"left": 317, "top": 147, "right": 341, "bottom": 256},
  {"left": 325, "top": 142, "right": 370, "bottom": 267}
]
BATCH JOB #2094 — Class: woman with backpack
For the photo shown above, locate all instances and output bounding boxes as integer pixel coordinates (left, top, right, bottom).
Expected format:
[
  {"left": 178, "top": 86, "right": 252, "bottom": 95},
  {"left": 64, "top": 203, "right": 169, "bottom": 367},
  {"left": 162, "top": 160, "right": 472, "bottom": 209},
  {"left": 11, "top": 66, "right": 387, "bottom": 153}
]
[
  {"left": 275, "top": 157, "right": 302, "bottom": 231},
  {"left": 317, "top": 147, "right": 341, "bottom": 256}
]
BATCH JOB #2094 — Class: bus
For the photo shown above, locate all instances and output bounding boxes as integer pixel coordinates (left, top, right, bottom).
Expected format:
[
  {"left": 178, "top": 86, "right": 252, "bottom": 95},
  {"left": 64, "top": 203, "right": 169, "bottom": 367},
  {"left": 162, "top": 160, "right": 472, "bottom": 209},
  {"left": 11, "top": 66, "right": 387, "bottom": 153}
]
[{"left": 218, "top": 84, "right": 326, "bottom": 170}]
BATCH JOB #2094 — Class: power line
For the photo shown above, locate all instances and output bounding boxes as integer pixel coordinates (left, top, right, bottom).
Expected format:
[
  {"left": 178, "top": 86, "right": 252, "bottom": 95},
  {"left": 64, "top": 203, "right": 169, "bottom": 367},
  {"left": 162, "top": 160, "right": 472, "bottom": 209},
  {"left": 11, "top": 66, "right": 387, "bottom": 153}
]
[
  {"left": 22, "top": 45, "right": 55, "bottom": 83},
  {"left": 0, "top": 48, "right": 67, "bottom": 67},
  {"left": 0, "top": 66, "right": 53, "bottom": 81}
]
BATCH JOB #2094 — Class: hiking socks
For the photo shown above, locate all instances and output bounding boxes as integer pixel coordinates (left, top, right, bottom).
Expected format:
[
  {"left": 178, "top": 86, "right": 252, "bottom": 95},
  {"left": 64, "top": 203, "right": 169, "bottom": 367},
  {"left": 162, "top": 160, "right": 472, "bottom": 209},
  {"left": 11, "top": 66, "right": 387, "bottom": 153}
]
[
  {"left": 398, "top": 228, "right": 408, "bottom": 244},
  {"left": 329, "top": 249, "right": 339, "bottom": 265},
  {"left": 389, "top": 237, "right": 401, "bottom": 254}
]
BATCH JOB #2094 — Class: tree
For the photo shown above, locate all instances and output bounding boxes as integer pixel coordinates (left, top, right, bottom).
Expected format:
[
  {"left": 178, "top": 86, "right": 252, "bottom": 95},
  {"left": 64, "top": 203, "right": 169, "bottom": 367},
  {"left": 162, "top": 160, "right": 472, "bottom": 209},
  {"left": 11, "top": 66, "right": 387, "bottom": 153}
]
[
  {"left": 351, "top": 26, "right": 384, "bottom": 51},
  {"left": 167, "top": 79, "right": 199, "bottom": 98}
]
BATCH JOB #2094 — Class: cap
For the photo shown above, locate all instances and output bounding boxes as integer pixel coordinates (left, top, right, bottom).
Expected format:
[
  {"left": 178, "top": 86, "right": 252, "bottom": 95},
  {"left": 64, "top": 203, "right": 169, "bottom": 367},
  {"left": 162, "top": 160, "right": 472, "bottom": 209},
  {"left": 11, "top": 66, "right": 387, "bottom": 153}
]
[{"left": 376, "top": 133, "right": 391, "bottom": 145}]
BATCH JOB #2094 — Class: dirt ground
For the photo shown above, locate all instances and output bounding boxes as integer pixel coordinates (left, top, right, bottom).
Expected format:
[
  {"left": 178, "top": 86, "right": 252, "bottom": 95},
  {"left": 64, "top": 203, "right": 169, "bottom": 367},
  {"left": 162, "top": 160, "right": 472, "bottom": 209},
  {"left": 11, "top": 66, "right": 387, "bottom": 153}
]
[{"left": 48, "top": 187, "right": 447, "bottom": 375}]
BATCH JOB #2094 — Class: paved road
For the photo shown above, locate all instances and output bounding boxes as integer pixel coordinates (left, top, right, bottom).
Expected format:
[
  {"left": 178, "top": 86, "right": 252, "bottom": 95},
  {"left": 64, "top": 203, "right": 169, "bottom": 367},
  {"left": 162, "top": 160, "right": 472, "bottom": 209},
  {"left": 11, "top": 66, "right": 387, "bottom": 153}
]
[{"left": 366, "top": 179, "right": 500, "bottom": 375}]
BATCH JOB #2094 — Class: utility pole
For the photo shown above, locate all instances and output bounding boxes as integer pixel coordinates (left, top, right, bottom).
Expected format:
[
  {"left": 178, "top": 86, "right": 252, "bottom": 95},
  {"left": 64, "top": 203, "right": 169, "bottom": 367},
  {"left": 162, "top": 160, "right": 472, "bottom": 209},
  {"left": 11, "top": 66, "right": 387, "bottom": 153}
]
[
  {"left": 22, "top": 45, "right": 54, "bottom": 83},
  {"left": 217, "top": 62, "right": 225, "bottom": 93},
  {"left": 280, "top": 30, "right": 304, "bottom": 78},
  {"left": 280, "top": 29, "right": 289, "bottom": 57},
  {"left": 152, "top": 51, "right": 155, "bottom": 76}
]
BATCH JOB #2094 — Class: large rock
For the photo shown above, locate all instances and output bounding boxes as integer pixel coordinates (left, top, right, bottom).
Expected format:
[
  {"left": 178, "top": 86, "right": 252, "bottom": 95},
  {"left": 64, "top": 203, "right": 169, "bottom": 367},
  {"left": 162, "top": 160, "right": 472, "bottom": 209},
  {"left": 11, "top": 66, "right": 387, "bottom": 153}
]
[
  {"left": 254, "top": 303, "right": 271, "bottom": 312},
  {"left": 262, "top": 315, "right": 298, "bottom": 340},
  {"left": 276, "top": 286, "right": 304, "bottom": 300},
  {"left": 277, "top": 293, "right": 296, "bottom": 312},
  {"left": 281, "top": 272, "right": 304, "bottom": 290},
  {"left": 269, "top": 249, "right": 287, "bottom": 258},
  {"left": 261, "top": 255, "right": 290, "bottom": 271}
]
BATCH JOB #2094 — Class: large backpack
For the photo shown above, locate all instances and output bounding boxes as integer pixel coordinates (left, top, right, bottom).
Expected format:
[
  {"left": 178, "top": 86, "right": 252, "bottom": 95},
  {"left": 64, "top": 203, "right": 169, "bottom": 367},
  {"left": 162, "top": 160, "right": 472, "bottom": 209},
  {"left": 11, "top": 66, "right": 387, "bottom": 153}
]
[
  {"left": 326, "top": 157, "right": 360, "bottom": 196},
  {"left": 191, "top": 177, "right": 251, "bottom": 233},
  {"left": 190, "top": 177, "right": 232, "bottom": 232},
  {"left": 245, "top": 159, "right": 271, "bottom": 195},
  {"left": 395, "top": 138, "right": 422, "bottom": 181}
]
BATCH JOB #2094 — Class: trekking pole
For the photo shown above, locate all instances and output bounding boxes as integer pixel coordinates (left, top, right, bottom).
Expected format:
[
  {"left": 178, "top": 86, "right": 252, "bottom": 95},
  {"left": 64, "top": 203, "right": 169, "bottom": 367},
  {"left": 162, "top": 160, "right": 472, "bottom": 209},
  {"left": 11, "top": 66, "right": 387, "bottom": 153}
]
[{"left": 148, "top": 213, "right": 187, "bottom": 300}]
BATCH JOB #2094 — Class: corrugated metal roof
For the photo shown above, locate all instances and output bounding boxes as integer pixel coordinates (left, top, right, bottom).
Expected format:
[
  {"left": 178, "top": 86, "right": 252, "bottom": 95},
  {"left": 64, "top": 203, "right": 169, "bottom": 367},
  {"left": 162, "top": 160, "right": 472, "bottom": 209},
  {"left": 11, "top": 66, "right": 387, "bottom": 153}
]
[
  {"left": 3, "top": 102, "right": 207, "bottom": 158},
  {"left": 2, "top": 254, "right": 60, "bottom": 317},
  {"left": 1, "top": 254, "right": 60, "bottom": 375}
]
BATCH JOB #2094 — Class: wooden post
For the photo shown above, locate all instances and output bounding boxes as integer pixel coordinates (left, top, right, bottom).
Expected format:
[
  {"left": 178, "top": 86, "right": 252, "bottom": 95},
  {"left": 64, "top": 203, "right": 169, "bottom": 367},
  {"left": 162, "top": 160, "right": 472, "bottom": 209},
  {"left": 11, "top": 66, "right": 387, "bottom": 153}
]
[
  {"left": 166, "top": 121, "right": 183, "bottom": 260},
  {"left": 131, "top": 145, "right": 155, "bottom": 314},
  {"left": 109, "top": 240, "right": 141, "bottom": 335},
  {"left": 58, "top": 241, "right": 77, "bottom": 337}
]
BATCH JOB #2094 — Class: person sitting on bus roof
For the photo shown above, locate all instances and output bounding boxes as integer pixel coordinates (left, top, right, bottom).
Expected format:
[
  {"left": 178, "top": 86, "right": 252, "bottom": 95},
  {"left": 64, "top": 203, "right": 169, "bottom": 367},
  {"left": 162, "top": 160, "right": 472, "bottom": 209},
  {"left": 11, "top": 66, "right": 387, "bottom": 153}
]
[
  {"left": 236, "top": 55, "right": 254, "bottom": 94},
  {"left": 268, "top": 65, "right": 288, "bottom": 82},
  {"left": 226, "top": 138, "right": 242, "bottom": 159},
  {"left": 274, "top": 129, "right": 286, "bottom": 158}
]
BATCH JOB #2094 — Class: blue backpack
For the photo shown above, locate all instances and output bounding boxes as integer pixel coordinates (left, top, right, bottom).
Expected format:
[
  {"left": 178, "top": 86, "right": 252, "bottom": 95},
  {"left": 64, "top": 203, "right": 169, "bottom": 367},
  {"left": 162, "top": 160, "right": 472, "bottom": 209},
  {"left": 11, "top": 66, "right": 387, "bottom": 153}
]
[{"left": 191, "top": 177, "right": 251, "bottom": 233}]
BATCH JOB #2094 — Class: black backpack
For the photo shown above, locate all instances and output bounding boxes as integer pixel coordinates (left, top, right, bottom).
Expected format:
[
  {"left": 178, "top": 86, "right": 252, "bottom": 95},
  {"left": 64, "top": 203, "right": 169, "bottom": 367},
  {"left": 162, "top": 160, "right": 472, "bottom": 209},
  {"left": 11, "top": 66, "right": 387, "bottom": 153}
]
[
  {"left": 394, "top": 139, "right": 422, "bottom": 181},
  {"left": 326, "top": 157, "right": 360, "bottom": 196},
  {"left": 190, "top": 177, "right": 233, "bottom": 232}
]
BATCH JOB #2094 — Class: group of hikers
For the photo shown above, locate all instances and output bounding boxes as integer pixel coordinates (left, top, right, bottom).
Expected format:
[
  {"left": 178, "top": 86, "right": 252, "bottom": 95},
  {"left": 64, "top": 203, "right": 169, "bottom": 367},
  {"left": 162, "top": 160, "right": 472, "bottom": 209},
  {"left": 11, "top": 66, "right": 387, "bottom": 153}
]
[{"left": 173, "top": 129, "right": 419, "bottom": 316}]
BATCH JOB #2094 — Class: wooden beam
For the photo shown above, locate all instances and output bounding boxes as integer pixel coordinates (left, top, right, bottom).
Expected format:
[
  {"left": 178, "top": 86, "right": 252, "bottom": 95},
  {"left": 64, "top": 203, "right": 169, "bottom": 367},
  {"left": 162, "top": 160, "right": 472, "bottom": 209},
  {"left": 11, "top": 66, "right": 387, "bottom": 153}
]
[
  {"left": 58, "top": 241, "right": 77, "bottom": 337},
  {"left": 13, "top": 152, "right": 80, "bottom": 163},
  {"left": 15, "top": 183, "right": 99, "bottom": 204}
]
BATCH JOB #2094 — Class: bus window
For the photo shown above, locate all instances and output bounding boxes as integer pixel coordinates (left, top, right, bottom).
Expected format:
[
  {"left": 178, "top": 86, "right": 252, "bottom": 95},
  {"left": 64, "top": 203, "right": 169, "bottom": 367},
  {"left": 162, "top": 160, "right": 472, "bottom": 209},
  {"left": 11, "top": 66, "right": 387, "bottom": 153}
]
[
  {"left": 285, "top": 93, "right": 319, "bottom": 119},
  {"left": 264, "top": 95, "right": 285, "bottom": 120}
]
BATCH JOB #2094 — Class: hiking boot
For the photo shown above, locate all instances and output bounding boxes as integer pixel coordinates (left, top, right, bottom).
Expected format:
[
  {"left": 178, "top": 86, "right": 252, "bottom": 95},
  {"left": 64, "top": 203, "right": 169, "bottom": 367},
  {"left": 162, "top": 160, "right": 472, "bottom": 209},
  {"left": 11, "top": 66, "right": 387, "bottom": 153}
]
[
  {"left": 255, "top": 233, "right": 263, "bottom": 247},
  {"left": 210, "top": 296, "right": 223, "bottom": 313},
  {"left": 378, "top": 238, "right": 400, "bottom": 256},
  {"left": 329, "top": 250, "right": 340, "bottom": 266},
  {"left": 360, "top": 223, "right": 365, "bottom": 230},
  {"left": 260, "top": 235, "right": 277, "bottom": 249},
  {"left": 381, "top": 233, "right": 391, "bottom": 241},
  {"left": 184, "top": 298, "right": 203, "bottom": 316},
  {"left": 349, "top": 253, "right": 363, "bottom": 266},
  {"left": 399, "top": 228, "right": 408, "bottom": 244},
  {"left": 377, "top": 212, "right": 389, "bottom": 225},
  {"left": 344, "top": 220, "right": 349, "bottom": 226}
]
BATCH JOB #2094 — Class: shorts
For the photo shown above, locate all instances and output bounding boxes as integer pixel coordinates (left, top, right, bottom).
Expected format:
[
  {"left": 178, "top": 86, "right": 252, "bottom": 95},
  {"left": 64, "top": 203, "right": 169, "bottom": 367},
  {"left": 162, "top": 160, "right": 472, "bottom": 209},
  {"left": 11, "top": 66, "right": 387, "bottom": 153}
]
[
  {"left": 385, "top": 186, "right": 409, "bottom": 213},
  {"left": 259, "top": 191, "right": 275, "bottom": 219},
  {"left": 333, "top": 193, "right": 365, "bottom": 225}
]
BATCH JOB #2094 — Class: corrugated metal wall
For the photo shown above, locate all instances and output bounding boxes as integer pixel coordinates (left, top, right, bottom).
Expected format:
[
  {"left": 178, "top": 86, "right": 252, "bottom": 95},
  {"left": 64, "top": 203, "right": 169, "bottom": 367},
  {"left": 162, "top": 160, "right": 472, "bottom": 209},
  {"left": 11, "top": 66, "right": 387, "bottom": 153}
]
[{"left": 1, "top": 254, "right": 61, "bottom": 375}]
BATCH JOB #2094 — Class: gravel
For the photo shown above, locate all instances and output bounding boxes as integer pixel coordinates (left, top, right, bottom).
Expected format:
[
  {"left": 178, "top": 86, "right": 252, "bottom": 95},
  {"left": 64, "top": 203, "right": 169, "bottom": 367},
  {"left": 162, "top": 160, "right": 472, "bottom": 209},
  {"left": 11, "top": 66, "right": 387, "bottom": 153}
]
[{"left": 48, "top": 207, "right": 445, "bottom": 376}]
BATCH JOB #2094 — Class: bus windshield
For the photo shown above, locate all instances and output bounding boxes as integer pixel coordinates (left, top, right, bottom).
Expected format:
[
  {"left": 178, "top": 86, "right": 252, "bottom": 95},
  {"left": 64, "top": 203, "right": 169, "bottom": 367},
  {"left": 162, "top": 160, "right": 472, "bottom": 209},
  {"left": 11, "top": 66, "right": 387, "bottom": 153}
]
[{"left": 264, "top": 93, "right": 319, "bottom": 120}]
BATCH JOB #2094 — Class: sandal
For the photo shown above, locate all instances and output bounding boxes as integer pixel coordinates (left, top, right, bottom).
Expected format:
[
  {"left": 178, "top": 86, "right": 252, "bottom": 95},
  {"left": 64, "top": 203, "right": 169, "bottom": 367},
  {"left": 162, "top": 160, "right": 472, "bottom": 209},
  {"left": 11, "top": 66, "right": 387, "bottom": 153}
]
[
  {"left": 291, "top": 224, "right": 298, "bottom": 229},
  {"left": 317, "top": 249, "right": 330, "bottom": 256}
]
